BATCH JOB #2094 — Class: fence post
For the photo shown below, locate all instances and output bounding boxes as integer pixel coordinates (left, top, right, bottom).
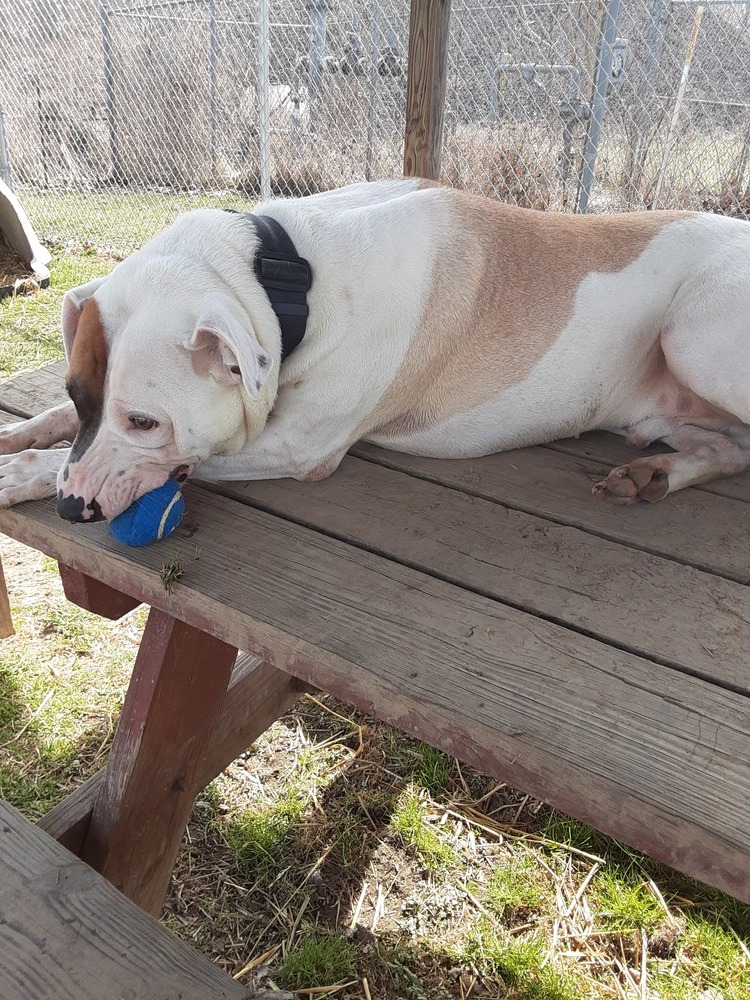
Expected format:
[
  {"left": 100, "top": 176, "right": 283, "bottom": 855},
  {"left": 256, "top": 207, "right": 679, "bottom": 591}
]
[
  {"left": 575, "top": 0, "right": 621, "bottom": 214},
  {"left": 403, "top": 0, "right": 452, "bottom": 180},
  {"left": 365, "top": 1, "right": 382, "bottom": 181},
  {"left": 0, "top": 104, "right": 12, "bottom": 190},
  {"left": 258, "top": 0, "right": 271, "bottom": 200},
  {"left": 209, "top": 0, "right": 218, "bottom": 180},
  {"left": 99, "top": 1, "right": 122, "bottom": 184}
]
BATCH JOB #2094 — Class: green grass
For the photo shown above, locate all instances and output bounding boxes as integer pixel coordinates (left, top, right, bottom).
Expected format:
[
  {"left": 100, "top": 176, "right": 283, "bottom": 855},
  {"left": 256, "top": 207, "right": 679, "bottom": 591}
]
[
  {"left": 0, "top": 249, "right": 113, "bottom": 378},
  {"left": 276, "top": 929, "right": 357, "bottom": 990},
  {"left": 485, "top": 850, "right": 555, "bottom": 916},
  {"left": 465, "top": 927, "right": 584, "bottom": 1000},
  {"left": 19, "top": 188, "right": 255, "bottom": 256},
  {"left": 0, "top": 542, "right": 147, "bottom": 818},
  {"left": 589, "top": 868, "right": 666, "bottom": 932},
  {"left": 390, "top": 782, "right": 457, "bottom": 872},
  {"left": 223, "top": 795, "right": 307, "bottom": 882}
]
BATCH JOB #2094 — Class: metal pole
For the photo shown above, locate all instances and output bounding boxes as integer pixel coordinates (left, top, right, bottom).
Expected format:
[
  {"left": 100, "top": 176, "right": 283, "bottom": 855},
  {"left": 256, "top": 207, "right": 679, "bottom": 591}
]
[
  {"left": 575, "top": 0, "right": 621, "bottom": 214},
  {"left": 365, "top": 1, "right": 382, "bottom": 181},
  {"left": 35, "top": 78, "right": 49, "bottom": 189},
  {"left": 652, "top": 5, "right": 704, "bottom": 207},
  {"left": 100, "top": 1, "right": 122, "bottom": 184},
  {"left": 209, "top": 0, "right": 218, "bottom": 180},
  {"left": 735, "top": 124, "right": 750, "bottom": 199},
  {"left": 307, "top": 0, "right": 329, "bottom": 135},
  {"left": 0, "top": 104, "right": 13, "bottom": 190},
  {"left": 258, "top": 0, "right": 271, "bottom": 200}
]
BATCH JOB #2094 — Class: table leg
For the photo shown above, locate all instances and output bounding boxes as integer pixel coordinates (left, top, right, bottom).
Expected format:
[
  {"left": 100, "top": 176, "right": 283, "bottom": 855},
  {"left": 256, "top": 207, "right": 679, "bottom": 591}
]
[
  {"left": 0, "top": 552, "right": 15, "bottom": 638},
  {"left": 80, "top": 607, "right": 238, "bottom": 916}
]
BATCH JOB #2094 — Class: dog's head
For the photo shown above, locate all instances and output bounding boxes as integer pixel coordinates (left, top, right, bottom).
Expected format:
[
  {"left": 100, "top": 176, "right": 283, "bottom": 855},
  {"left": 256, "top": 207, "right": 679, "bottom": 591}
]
[{"left": 56, "top": 212, "right": 279, "bottom": 522}]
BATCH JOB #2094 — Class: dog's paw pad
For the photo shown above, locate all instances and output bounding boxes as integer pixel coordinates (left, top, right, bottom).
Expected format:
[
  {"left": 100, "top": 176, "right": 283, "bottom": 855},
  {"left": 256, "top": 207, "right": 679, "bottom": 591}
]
[{"left": 594, "top": 463, "right": 670, "bottom": 505}]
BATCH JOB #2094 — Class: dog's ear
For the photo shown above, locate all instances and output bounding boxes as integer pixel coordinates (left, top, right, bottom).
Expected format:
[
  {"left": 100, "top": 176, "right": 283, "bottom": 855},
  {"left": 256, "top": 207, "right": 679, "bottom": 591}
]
[
  {"left": 61, "top": 276, "right": 110, "bottom": 362},
  {"left": 185, "top": 297, "right": 274, "bottom": 399}
]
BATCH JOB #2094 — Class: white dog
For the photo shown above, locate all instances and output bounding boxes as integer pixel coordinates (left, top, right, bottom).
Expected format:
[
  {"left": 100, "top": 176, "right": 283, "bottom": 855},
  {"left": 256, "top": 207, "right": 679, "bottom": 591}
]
[{"left": 1, "top": 178, "right": 749, "bottom": 521}]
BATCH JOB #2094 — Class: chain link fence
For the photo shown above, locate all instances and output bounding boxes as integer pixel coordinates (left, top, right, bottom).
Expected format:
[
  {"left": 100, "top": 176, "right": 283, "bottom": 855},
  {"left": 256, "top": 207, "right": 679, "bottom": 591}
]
[{"left": 2, "top": 0, "right": 749, "bottom": 255}]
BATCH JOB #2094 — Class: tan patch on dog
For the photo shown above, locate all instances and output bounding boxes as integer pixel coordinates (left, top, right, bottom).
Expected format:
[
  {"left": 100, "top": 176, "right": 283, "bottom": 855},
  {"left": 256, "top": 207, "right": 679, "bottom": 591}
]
[
  {"left": 369, "top": 191, "right": 693, "bottom": 439},
  {"left": 65, "top": 299, "right": 108, "bottom": 431}
]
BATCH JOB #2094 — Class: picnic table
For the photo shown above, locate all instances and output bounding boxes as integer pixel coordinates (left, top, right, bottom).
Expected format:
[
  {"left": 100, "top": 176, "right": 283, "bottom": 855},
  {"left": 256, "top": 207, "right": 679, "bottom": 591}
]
[{"left": 1, "top": 360, "right": 749, "bottom": 913}]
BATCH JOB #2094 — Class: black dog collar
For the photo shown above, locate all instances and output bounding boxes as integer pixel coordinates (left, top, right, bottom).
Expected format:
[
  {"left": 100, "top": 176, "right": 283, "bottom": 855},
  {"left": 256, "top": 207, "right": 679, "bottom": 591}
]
[{"left": 241, "top": 212, "right": 312, "bottom": 363}]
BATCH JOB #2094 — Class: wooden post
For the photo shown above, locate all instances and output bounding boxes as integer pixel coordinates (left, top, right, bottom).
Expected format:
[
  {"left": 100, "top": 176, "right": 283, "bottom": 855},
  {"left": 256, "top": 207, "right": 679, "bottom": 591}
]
[
  {"left": 0, "top": 553, "right": 14, "bottom": 638},
  {"left": 403, "top": 0, "right": 452, "bottom": 179},
  {"left": 80, "top": 609, "right": 238, "bottom": 915}
]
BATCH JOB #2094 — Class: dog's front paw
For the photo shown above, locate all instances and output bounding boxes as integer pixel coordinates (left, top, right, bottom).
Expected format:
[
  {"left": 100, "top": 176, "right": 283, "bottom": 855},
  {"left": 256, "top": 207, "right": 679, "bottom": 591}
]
[
  {"left": 592, "top": 459, "right": 670, "bottom": 505},
  {"left": 0, "top": 449, "right": 67, "bottom": 507}
]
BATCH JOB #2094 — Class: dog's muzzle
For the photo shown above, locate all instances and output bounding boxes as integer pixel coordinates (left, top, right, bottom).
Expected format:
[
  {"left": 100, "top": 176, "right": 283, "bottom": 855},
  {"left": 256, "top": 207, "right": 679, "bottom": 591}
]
[{"left": 56, "top": 490, "right": 106, "bottom": 523}]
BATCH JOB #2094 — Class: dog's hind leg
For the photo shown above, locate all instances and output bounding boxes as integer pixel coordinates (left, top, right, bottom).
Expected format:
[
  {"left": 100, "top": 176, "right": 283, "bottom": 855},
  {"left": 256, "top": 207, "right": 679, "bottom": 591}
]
[
  {"left": 0, "top": 401, "right": 78, "bottom": 454},
  {"left": 594, "top": 423, "right": 750, "bottom": 504},
  {"left": 596, "top": 247, "right": 750, "bottom": 503}
]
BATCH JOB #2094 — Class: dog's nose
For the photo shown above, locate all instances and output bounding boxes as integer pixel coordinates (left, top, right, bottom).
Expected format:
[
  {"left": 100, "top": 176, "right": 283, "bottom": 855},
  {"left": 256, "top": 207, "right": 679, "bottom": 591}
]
[{"left": 56, "top": 491, "right": 106, "bottom": 523}]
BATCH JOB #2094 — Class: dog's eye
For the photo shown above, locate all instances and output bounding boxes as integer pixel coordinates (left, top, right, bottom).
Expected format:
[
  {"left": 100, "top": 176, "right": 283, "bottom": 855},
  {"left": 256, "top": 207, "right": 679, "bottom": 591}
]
[{"left": 129, "top": 414, "right": 158, "bottom": 431}]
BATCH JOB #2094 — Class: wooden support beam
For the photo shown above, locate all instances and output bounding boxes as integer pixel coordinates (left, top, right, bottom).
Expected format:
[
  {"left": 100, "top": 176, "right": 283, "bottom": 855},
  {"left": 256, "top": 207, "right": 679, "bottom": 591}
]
[
  {"left": 403, "top": 0, "right": 452, "bottom": 179},
  {"left": 39, "top": 654, "right": 304, "bottom": 857},
  {"left": 80, "top": 609, "right": 238, "bottom": 915},
  {"left": 0, "top": 552, "right": 14, "bottom": 638},
  {"left": 58, "top": 564, "right": 142, "bottom": 620},
  {"left": 37, "top": 770, "right": 102, "bottom": 854}
]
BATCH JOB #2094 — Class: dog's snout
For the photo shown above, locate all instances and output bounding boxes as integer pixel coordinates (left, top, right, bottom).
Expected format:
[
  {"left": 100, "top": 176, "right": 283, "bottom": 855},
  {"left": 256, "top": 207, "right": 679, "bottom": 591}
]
[{"left": 56, "top": 490, "right": 106, "bottom": 523}]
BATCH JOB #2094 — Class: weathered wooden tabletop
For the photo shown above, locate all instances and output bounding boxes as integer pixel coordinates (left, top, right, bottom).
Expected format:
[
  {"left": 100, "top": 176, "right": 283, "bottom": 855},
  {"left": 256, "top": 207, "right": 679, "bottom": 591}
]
[
  {"left": 1, "top": 361, "right": 749, "bottom": 904},
  {"left": 0, "top": 799, "right": 249, "bottom": 1000}
]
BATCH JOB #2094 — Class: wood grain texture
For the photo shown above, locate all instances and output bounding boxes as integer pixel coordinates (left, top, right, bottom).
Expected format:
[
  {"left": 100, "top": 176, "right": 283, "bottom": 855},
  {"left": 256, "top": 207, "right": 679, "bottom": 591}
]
[
  {"left": 81, "top": 609, "right": 238, "bottom": 915},
  {"left": 1, "top": 490, "right": 749, "bottom": 900},
  {"left": 0, "top": 360, "right": 69, "bottom": 416},
  {"left": 208, "top": 459, "right": 750, "bottom": 693},
  {"left": 403, "top": 0, "right": 452, "bottom": 178},
  {"left": 0, "top": 800, "right": 247, "bottom": 1000},
  {"left": 352, "top": 444, "right": 750, "bottom": 583}
]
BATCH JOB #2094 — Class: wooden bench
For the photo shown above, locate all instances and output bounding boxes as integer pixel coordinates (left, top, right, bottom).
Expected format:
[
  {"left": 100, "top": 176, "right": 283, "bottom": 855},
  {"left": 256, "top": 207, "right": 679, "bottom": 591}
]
[
  {"left": 1, "top": 361, "right": 750, "bottom": 913},
  {"left": 0, "top": 798, "right": 254, "bottom": 999}
]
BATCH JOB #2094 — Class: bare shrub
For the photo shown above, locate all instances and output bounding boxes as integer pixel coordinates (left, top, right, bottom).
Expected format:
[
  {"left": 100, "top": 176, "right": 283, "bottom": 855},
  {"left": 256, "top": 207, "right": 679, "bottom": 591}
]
[{"left": 441, "top": 126, "right": 559, "bottom": 211}]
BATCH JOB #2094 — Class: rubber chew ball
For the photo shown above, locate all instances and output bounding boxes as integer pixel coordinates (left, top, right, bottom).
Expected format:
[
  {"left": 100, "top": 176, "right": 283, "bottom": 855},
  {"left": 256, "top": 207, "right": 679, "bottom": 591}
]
[{"left": 109, "top": 480, "right": 185, "bottom": 547}]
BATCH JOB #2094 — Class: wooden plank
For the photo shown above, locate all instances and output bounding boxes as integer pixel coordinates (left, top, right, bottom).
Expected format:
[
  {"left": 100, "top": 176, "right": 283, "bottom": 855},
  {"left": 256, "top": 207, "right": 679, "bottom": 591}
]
[
  {"left": 58, "top": 564, "right": 142, "bottom": 619},
  {"left": 352, "top": 443, "right": 750, "bottom": 584},
  {"left": 1, "top": 489, "right": 750, "bottom": 900},
  {"left": 38, "top": 654, "right": 302, "bottom": 851},
  {"left": 0, "top": 360, "right": 68, "bottom": 417},
  {"left": 546, "top": 432, "right": 750, "bottom": 504},
  {"left": 81, "top": 609, "right": 238, "bottom": 915},
  {"left": 403, "top": 0, "right": 452, "bottom": 179},
  {"left": 0, "top": 800, "right": 246, "bottom": 1000},
  {"left": 203, "top": 458, "right": 750, "bottom": 693}
]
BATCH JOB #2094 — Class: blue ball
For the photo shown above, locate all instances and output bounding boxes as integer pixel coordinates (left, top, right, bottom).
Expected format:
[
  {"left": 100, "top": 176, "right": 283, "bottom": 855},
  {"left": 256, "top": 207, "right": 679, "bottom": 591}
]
[{"left": 109, "top": 480, "right": 185, "bottom": 547}]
